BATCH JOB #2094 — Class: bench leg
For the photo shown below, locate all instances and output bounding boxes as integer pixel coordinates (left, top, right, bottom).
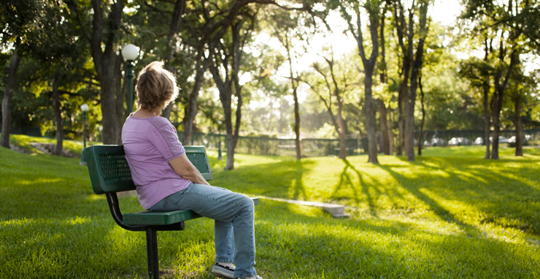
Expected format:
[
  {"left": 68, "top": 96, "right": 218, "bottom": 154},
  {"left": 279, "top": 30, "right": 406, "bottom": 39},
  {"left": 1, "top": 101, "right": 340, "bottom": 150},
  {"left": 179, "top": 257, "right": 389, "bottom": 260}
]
[{"left": 146, "top": 228, "right": 160, "bottom": 279}]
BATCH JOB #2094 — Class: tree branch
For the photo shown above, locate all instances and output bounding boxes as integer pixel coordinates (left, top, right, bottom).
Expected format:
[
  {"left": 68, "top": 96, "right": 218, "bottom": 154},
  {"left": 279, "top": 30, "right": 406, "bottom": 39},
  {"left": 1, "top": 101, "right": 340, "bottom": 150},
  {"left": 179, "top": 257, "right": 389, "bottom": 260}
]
[{"left": 66, "top": 0, "right": 91, "bottom": 43}]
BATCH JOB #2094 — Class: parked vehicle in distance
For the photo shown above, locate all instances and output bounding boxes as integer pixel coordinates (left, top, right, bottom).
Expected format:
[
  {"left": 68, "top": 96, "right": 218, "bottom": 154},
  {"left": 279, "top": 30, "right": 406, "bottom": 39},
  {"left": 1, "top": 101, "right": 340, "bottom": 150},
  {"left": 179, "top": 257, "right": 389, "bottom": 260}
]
[
  {"left": 448, "top": 137, "right": 472, "bottom": 146},
  {"left": 507, "top": 135, "right": 530, "bottom": 147},
  {"left": 431, "top": 137, "right": 446, "bottom": 146},
  {"left": 489, "top": 136, "right": 509, "bottom": 143},
  {"left": 474, "top": 137, "right": 484, "bottom": 145}
]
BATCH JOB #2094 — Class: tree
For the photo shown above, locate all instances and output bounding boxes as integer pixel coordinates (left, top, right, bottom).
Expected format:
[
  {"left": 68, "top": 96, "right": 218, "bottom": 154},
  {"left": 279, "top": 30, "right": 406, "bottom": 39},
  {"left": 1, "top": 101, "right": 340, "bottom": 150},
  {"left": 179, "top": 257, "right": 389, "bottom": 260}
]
[
  {"left": 162, "top": 0, "right": 186, "bottom": 120},
  {"left": 179, "top": 0, "right": 249, "bottom": 146},
  {"left": 1, "top": 51, "right": 21, "bottom": 149},
  {"left": 180, "top": 0, "right": 312, "bottom": 146},
  {"left": 0, "top": 0, "right": 40, "bottom": 149},
  {"left": 243, "top": 43, "right": 288, "bottom": 135},
  {"left": 26, "top": 0, "right": 83, "bottom": 155},
  {"left": 308, "top": 51, "right": 358, "bottom": 159},
  {"left": 268, "top": 7, "right": 305, "bottom": 160},
  {"left": 460, "top": 0, "right": 537, "bottom": 159},
  {"left": 507, "top": 65, "right": 537, "bottom": 156},
  {"left": 338, "top": 0, "right": 381, "bottom": 163},
  {"left": 391, "top": 0, "right": 430, "bottom": 161},
  {"left": 68, "top": 0, "right": 125, "bottom": 144},
  {"left": 378, "top": 2, "right": 391, "bottom": 155},
  {"left": 459, "top": 53, "right": 494, "bottom": 159},
  {"left": 209, "top": 11, "right": 257, "bottom": 170}
]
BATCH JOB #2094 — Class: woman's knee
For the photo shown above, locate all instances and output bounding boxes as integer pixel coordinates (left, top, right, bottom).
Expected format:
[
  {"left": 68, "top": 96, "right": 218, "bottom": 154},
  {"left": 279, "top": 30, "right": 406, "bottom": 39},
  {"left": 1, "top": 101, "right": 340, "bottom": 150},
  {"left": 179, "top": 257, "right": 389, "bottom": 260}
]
[{"left": 238, "top": 194, "right": 254, "bottom": 210}]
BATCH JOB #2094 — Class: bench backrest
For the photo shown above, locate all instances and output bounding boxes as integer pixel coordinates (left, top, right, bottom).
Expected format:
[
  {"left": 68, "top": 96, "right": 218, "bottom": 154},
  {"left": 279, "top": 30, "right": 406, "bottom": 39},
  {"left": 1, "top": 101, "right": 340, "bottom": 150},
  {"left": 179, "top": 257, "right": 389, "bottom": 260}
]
[
  {"left": 184, "top": 146, "right": 213, "bottom": 181},
  {"left": 85, "top": 145, "right": 212, "bottom": 194}
]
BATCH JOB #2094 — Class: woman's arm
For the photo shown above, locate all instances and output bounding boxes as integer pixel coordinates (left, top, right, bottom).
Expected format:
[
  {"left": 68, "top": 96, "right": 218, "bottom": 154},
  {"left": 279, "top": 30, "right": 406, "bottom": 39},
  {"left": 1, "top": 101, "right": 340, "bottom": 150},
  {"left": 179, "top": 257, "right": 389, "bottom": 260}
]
[{"left": 168, "top": 154, "right": 210, "bottom": 185}]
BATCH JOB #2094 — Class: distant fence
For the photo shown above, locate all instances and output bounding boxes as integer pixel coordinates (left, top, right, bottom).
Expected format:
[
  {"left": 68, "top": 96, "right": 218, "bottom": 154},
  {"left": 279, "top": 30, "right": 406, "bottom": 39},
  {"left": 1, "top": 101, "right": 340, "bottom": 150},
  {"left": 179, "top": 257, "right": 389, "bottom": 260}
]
[
  {"left": 416, "top": 129, "right": 540, "bottom": 146},
  {"left": 178, "top": 132, "right": 363, "bottom": 157},
  {"left": 179, "top": 129, "right": 540, "bottom": 157}
]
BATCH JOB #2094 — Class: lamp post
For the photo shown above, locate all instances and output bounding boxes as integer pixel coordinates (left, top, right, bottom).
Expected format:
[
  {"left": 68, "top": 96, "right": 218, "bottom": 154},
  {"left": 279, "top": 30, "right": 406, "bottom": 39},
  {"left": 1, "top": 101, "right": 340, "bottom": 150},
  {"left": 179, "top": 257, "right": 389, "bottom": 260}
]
[
  {"left": 80, "top": 104, "right": 89, "bottom": 166},
  {"left": 122, "top": 44, "right": 140, "bottom": 115},
  {"left": 217, "top": 120, "right": 223, "bottom": 160}
]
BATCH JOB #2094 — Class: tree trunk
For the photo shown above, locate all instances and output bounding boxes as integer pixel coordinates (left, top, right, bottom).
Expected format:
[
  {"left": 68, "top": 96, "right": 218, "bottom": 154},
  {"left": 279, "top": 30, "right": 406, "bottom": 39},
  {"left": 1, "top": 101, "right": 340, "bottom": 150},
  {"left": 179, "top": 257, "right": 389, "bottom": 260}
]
[
  {"left": 405, "top": 1, "right": 428, "bottom": 162},
  {"left": 336, "top": 99, "right": 347, "bottom": 159},
  {"left": 397, "top": 82, "right": 406, "bottom": 156},
  {"left": 491, "top": 50, "right": 518, "bottom": 159},
  {"left": 163, "top": 0, "right": 185, "bottom": 121},
  {"left": 226, "top": 89, "right": 243, "bottom": 170},
  {"left": 404, "top": 70, "right": 415, "bottom": 159},
  {"left": 417, "top": 75, "right": 425, "bottom": 156},
  {"left": 405, "top": 58, "right": 421, "bottom": 161},
  {"left": 514, "top": 97, "right": 523, "bottom": 156},
  {"left": 222, "top": 93, "right": 237, "bottom": 170},
  {"left": 491, "top": 101, "right": 501, "bottom": 159},
  {"left": 491, "top": 78, "right": 505, "bottom": 160},
  {"left": 364, "top": 74, "right": 379, "bottom": 164},
  {"left": 388, "top": 126, "right": 395, "bottom": 155},
  {"left": 218, "top": 84, "right": 242, "bottom": 170},
  {"left": 217, "top": 82, "right": 234, "bottom": 169},
  {"left": 352, "top": 3, "right": 379, "bottom": 164},
  {"left": 52, "top": 72, "right": 64, "bottom": 156},
  {"left": 379, "top": 2, "right": 388, "bottom": 85},
  {"left": 288, "top": 54, "right": 301, "bottom": 160},
  {"left": 379, "top": 3, "right": 390, "bottom": 156},
  {"left": 393, "top": 1, "right": 410, "bottom": 157},
  {"left": 100, "top": 54, "right": 120, "bottom": 144},
  {"left": 183, "top": 48, "right": 209, "bottom": 145},
  {"left": 379, "top": 99, "right": 390, "bottom": 155},
  {"left": 1, "top": 50, "right": 21, "bottom": 149},
  {"left": 282, "top": 34, "right": 302, "bottom": 160},
  {"left": 225, "top": 135, "right": 235, "bottom": 169},
  {"left": 225, "top": 22, "right": 246, "bottom": 170},
  {"left": 483, "top": 79, "right": 491, "bottom": 159},
  {"left": 292, "top": 86, "right": 302, "bottom": 160},
  {"left": 88, "top": 0, "right": 124, "bottom": 144}
]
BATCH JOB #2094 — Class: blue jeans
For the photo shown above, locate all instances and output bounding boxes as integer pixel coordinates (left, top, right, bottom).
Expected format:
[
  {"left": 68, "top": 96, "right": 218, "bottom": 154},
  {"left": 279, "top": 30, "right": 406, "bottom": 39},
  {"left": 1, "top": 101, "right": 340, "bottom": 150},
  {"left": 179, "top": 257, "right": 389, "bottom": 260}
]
[{"left": 149, "top": 183, "right": 257, "bottom": 278}]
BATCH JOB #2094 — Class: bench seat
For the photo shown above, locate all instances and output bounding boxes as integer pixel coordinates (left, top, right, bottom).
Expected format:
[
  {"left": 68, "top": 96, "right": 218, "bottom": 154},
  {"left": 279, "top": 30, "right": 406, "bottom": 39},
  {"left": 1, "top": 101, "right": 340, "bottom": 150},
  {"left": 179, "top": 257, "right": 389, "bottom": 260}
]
[
  {"left": 124, "top": 197, "right": 259, "bottom": 225},
  {"left": 123, "top": 210, "right": 202, "bottom": 226}
]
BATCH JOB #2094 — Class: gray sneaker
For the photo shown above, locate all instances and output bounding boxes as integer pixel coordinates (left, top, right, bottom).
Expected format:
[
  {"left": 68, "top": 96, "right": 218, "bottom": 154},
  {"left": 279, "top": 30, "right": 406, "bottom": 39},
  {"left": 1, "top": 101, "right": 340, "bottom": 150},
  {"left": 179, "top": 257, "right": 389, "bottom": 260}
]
[
  {"left": 235, "top": 276, "right": 262, "bottom": 279},
  {"left": 211, "top": 263, "right": 235, "bottom": 278}
]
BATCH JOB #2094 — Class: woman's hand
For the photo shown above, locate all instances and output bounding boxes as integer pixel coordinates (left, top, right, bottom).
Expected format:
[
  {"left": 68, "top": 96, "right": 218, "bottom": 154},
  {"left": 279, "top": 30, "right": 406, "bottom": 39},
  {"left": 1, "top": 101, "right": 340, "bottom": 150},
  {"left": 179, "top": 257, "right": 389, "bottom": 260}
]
[{"left": 168, "top": 154, "right": 210, "bottom": 185}]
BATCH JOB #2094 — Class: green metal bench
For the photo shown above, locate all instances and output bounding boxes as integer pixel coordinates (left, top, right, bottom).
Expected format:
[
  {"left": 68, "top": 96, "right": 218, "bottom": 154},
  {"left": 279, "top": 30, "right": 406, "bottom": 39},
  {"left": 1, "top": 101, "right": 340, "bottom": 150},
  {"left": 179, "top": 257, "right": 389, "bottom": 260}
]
[{"left": 84, "top": 145, "right": 257, "bottom": 279}]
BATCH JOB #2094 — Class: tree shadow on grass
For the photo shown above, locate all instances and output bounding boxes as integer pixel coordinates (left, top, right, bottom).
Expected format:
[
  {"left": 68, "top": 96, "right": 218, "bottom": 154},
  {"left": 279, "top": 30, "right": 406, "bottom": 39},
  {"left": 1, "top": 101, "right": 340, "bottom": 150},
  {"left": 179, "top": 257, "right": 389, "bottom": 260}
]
[
  {"left": 290, "top": 160, "right": 308, "bottom": 200},
  {"left": 331, "top": 159, "right": 378, "bottom": 217},
  {"left": 253, "top": 200, "right": 539, "bottom": 279},
  {"left": 381, "top": 155, "right": 540, "bottom": 235},
  {"left": 378, "top": 163, "right": 473, "bottom": 232},
  {"left": 211, "top": 157, "right": 315, "bottom": 201}
]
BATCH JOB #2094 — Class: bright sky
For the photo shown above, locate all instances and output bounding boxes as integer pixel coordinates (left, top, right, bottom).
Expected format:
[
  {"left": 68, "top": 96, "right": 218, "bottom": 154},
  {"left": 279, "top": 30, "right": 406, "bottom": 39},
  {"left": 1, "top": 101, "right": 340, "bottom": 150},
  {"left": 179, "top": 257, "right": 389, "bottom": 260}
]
[
  {"left": 431, "top": 0, "right": 463, "bottom": 26},
  {"left": 308, "top": 0, "right": 464, "bottom": 61}
]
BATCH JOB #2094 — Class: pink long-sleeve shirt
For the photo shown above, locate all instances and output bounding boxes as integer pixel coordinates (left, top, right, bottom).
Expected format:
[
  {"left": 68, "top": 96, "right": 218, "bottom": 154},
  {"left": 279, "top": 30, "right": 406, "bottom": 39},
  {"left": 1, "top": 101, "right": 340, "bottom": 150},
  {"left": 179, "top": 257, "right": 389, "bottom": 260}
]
[{"left": 122, "top": 115, "right": 191, "bottom": 209}]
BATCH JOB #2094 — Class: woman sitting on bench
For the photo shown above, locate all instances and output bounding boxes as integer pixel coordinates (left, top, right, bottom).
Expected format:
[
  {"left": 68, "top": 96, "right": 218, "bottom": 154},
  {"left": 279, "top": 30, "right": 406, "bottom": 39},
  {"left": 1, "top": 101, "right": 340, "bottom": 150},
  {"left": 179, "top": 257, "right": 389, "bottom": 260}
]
[{"left": 121, "top": 61, "right": 261, "bottom": 279}]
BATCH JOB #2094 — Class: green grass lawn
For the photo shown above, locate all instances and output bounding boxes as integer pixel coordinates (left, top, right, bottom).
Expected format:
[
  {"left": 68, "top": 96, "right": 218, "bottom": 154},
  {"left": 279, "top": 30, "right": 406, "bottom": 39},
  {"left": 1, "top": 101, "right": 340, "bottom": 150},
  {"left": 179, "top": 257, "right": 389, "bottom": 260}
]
[
  {"left": 1, "top": 137, "right": 539, "bottom": 278},
  {"left": 9, "top": 134, "right": 98, "bottom": 155}
]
